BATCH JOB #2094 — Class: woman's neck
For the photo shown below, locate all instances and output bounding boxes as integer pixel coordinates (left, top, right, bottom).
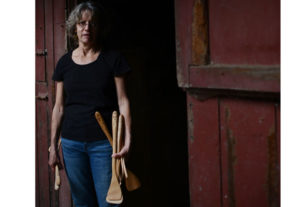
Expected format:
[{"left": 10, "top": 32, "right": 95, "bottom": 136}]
[
  {"left": 77, "top": 44, "right": 93, "bottom": 55},
  {"left": 77, "top": 42, "right": 101, "bottom": 56}
]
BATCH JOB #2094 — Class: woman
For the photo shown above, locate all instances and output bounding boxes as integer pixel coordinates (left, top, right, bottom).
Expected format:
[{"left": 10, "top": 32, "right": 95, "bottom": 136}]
[{"left": 48, "top": 2, "right": 132, "bottom": 207}]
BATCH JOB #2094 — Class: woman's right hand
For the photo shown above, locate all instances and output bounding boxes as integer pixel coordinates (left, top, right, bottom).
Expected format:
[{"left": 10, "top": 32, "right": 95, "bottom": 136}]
[{"left": 48, "top": 147, "right": 61, "bottom": 172}]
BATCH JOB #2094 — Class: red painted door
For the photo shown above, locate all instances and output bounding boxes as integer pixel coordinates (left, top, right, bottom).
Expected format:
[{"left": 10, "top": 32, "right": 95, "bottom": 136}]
[
  {"left": 36, "top": 0, "right": 72, "bottom": 206},
  {"left": 175, "top": 0, "right": 280, "bottom": 206},
  {"left": 36, "top": 0, "right": 50, "bottom": 205}
]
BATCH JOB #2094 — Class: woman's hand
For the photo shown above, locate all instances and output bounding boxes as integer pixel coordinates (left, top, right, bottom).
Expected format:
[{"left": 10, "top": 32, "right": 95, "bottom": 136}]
[
  {"left": 112, "top": 137, "right": 131, "bottom": 159},
  {"left": 48, "top": 147, "right": 61, "bottom": 171}
]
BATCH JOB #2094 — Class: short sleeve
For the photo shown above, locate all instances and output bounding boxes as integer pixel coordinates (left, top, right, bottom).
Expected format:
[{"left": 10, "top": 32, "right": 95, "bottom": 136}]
[
  {"left": 52, "top": 56, "right": 65, "bottom": 81},
  {"left": 113, "top": 53, "right": 132, "bottom": 77}
]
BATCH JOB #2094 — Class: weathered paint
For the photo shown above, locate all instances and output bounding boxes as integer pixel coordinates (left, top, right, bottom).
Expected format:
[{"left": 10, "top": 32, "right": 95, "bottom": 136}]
[
  {"left": 36, "top": 97, "right": 50, "bottom": 207},
  {"left": 208, "top": 0, "right": 280, "bottom": 65},
  {"left": 187, "top": 94, "right": 221, "bottom": 207},
  {"left": 54, "top": 0, "right": 67, "bottom": 64},
  {"left": 44, "top": 1, "right": 58, "bottom": 205},
  {"left": 36, "top": 0, "right": 68, "bottom": 206},
  {"left": 36, "top": 0, "right": 50, "bottom": 205},
  {"left": 175, "top": 0, "right": 280, "bottom": 204},
  {"left": 174, "top": 0, "right": 193, "bottom": 87},
  {"left": 267, "top": 124, "right": 280, "bottom": 207},
  {"left": 192, "top": 0, "right": 209, "bottom": 65},
  {"left": 224, "top": 106, "right": 236, "bottom": 207},
  {"left": 189, "top": 65, "right": 280, "bottom": 93},
  {"left": 220, "top": 99, "right": 277, "bottom": 207},
  {"left": 187, "top": 101, "right": 194, "bottom": 143},
  {"left": 36, "top": 0, "right": 46, "bottom": 82}
]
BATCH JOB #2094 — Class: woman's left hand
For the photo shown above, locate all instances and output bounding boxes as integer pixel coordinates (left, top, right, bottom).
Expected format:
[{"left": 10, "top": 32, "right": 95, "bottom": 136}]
[{"left": 112, "top": 139, "right": 130, "bottom": 158}]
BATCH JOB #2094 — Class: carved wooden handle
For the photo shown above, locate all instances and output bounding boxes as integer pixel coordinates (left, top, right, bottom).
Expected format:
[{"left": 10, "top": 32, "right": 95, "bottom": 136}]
[{"left": 95, "top": 111, "right": 113, "bottom": 145}]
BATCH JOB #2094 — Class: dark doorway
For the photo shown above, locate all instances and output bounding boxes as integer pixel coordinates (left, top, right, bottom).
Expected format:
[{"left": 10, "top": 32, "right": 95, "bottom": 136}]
[{"left": 70, "top": 1, "right": 190, "bottom": 206}]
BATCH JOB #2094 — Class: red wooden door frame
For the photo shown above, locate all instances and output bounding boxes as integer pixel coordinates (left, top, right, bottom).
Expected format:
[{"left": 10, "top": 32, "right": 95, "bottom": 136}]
[
  {"left": 36, "top": 0, "right": 71, "bottom": 206},
  {"left": 175, "top": 0, "right": 280, "bottom": 206}
]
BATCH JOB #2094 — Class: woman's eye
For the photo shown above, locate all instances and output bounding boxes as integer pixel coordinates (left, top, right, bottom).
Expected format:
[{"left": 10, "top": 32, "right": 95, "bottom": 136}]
[{"left": 79, "top": 21, "right": 86, "bottom": 26}]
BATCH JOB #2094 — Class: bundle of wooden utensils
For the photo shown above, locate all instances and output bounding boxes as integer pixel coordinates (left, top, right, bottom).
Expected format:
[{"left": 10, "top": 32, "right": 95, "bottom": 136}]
[
  {"left": 95, "top": 111, "right": 141, "bottom": 204},
  {"left": 49, "top": 111, "right": 141, "bottom": 204}
]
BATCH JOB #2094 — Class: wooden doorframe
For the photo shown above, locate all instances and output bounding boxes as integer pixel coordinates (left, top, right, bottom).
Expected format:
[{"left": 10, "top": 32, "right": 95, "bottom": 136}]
[
  {"left": 36, "top": 0, "right": 70, "bottom": 206},
  {"left": 175, "top": 0, "right": 280, "bottom": 206}
]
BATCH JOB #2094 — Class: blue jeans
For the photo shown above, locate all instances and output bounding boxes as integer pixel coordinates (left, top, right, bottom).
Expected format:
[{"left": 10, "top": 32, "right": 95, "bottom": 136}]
[{"left": 61, "top": 137, "right": 119, "bottom": 207}]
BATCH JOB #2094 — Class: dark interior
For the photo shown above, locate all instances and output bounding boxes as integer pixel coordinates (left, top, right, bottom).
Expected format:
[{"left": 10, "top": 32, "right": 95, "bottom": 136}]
[{"left": 74, "top": 1, "right": 190, "bottom": 206}]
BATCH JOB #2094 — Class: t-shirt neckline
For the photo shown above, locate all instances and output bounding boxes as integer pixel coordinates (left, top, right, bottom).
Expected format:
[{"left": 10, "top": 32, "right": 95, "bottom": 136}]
[{"left": 70, "top": 49, "right": 102, "bottom": 67}]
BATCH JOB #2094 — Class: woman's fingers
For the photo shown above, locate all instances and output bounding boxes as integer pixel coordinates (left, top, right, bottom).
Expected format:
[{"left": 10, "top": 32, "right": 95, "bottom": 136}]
[
  {"left": 48, "top": 152, "right": 61, "bottom": 171},
  {"left": 49, "top": 162, "right": 56, "bottom": 171},
  {"left": 112, "top": 145, "right": 129, "bottom": 158},
  {"left": 50, "top": 160, "right": 61, "bottom": 171}
]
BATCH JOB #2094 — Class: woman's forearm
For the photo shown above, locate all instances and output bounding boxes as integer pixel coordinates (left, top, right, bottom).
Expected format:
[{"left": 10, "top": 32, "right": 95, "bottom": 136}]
[
  {"left": 118, "top": 98, "right": 132, "bottom": 144},
  {"left": 50, "top": 105, "right": 64, "bottom": 149}
]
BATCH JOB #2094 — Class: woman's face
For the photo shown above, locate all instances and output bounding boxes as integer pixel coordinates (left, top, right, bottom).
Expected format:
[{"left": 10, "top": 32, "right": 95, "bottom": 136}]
[{"left": 76, "top": 10, "right": 96, "bottom": 46}]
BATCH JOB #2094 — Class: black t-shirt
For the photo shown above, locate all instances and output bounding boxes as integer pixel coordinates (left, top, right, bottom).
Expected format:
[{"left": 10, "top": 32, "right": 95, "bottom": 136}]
[{"left": 52, "top": 50, "right": 131, "bottom": 141}]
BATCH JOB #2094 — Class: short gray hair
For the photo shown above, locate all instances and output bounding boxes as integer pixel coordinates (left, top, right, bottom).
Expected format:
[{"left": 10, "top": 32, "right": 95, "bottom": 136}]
[{"left": 66, "top": 1, "right": 108, "bottom": 48}]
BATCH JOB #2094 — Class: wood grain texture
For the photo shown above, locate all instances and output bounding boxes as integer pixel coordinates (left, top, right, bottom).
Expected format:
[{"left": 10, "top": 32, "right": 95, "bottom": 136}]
[
  {"left": 36, "top": 98, "right": 50, "bottom": 207},
  {"left": 106, "top": 112, "right": 123, "bottom": 204},
  {"left": 187, "top": 94, "right": 221, "bottom": 207},
  {"left": 36, "top": 0, "right": 46, "bottom": 82},
  {"left": 220, "top": 98, "right": 277, "bottom": 207},
  {"left": 208, "top": 0, "right": 280, "bottom": 65},
  {"left": 36, "top": 0, "right": 69, "bottom": 206},
  {"left": 189, "top": 65, "right": 280, "bottom": 93},
  {"left": 174, "top": 0, "right": 193, "bottom": 87}
]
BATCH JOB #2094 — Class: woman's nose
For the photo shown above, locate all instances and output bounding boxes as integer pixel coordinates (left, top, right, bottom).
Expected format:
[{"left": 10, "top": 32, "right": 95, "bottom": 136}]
[{"left": 84, "top": 23, "right": 90, "bottom": 30}]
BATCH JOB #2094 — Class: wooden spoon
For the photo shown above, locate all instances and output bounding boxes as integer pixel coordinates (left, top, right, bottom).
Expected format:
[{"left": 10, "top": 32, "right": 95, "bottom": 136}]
[
  {"left": 95, "top": 111, "right": 141, "bottom": 192},
  {"left": 106, "top": 111, "right": 123, "bottom": 204}
]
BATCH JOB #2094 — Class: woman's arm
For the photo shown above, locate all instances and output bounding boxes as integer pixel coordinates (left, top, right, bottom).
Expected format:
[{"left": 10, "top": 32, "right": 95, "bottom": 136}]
[
  {"left": 48, "top": 81, "right": 64, "bottom": 171},
  {"left": 113, "top": 76, "right": 131, "bottom": 158}
]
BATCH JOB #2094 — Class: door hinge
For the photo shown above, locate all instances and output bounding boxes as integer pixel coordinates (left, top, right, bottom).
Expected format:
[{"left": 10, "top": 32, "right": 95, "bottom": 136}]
[{"left": 36, "top": 49, "right": 48, "bottom": 56}]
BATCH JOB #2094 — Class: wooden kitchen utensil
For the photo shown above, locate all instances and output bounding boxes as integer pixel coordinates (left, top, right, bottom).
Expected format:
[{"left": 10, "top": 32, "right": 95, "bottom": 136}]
[
  {"left": 105, "top": 111, "right": 123, "bottom": 204},
  {"left": 48, "top": 138, "right": 61, "bottom": 190},
  {"left": 94, "top": 111, "right": 141, "bottom": 199}
]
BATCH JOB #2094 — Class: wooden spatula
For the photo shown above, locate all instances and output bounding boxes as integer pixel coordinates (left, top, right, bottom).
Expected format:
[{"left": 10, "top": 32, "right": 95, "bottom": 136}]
[
  {"left": 95, "top": 111, "right": 141, "bottom": 192},
  {"left": 106, "top": 111, "right": 123, "bottom": 204}
]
